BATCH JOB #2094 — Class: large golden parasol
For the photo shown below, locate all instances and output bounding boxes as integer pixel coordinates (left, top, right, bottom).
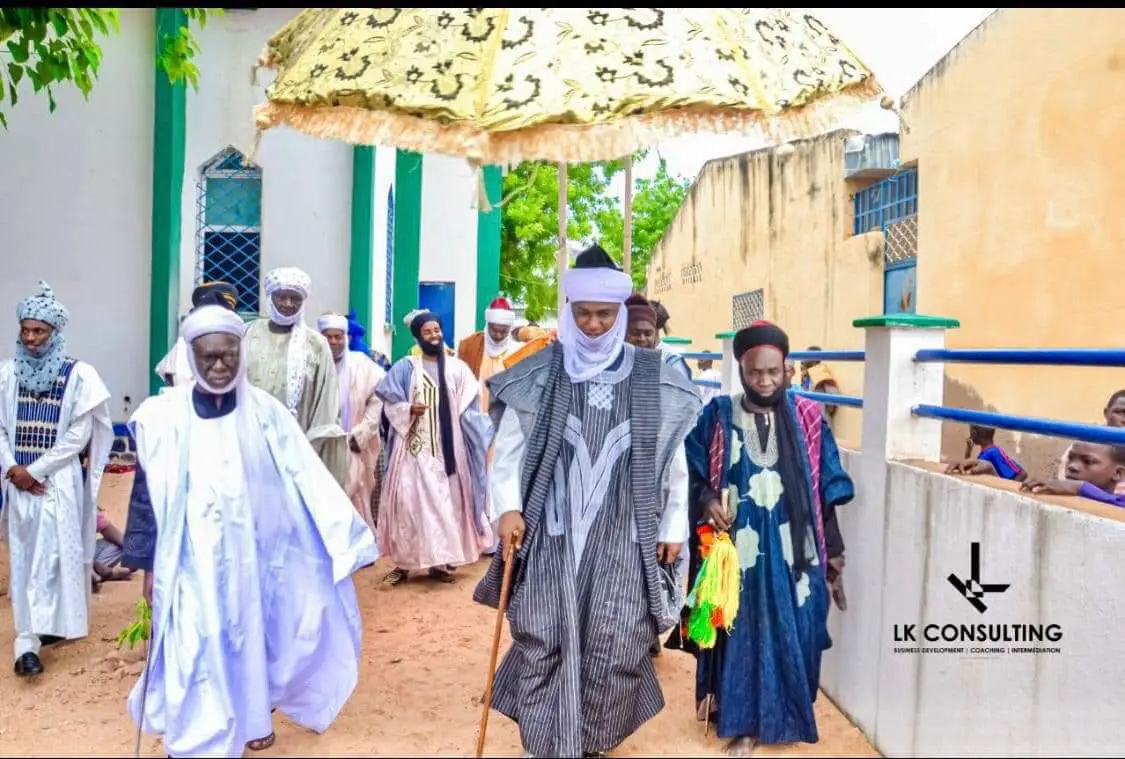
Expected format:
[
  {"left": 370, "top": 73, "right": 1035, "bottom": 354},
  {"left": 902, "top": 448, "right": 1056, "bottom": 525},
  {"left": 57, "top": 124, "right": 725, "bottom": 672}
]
[{"left": 249, "top": 8, "right": 882, "bottom": 307}]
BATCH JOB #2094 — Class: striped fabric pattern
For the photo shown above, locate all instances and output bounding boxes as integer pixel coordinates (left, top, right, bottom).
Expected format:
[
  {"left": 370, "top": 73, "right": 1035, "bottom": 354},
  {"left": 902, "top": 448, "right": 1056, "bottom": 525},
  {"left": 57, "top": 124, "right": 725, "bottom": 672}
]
[
  {"left": 14, "top": 358, "right": 77, "bottom": 466},
  {"left": 475, "top": 344, "right": 702, "bottom": 755}
]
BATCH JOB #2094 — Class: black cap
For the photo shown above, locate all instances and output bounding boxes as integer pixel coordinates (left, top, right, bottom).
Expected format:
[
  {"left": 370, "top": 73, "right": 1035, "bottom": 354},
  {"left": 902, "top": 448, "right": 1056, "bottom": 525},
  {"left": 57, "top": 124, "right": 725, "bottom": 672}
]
[
  {"left": 192, "top": 281, "right": 239, "bottom": 311},
  {"left": 573, "top": 243, "right": 620, "bottom": 271}
]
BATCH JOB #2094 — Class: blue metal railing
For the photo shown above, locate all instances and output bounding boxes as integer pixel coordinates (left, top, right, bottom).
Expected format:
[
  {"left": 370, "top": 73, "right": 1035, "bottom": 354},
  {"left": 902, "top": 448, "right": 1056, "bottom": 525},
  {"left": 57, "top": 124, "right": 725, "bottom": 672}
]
[
  {"left": 684, "top": 341, "right": 1123, "bottom": 447},
  {"left": 912, "top": 405, "right": 1125, "bottom": 446},
  {"left": 681, "top": 350, "right": 866, "bottom": 363},
  {"left": 796, "top": 390, "right": 863, "bottom": 408},
  {"left": 912, "top": 347, "right": 1125, "bottom": 445},
  {"left": 915, "top": 348, "right": 1125, "bottom": 368}
]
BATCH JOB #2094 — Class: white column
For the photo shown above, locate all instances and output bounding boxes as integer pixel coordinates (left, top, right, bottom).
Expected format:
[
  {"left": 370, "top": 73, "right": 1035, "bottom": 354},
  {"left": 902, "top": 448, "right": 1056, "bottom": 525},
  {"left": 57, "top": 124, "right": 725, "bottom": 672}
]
[
  {"left": 859, "top": 315, "right": 954, "bottom": 462},
  {"left": 719, "top": 332, "right": 739, "bottom": 395},
  {"left": 820, "top": 313, "right": 959, "bottom": 739}
]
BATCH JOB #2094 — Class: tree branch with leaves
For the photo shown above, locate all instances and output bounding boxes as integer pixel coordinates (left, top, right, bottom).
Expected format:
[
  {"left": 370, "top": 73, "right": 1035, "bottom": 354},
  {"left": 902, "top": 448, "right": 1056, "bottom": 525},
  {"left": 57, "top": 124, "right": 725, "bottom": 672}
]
[
  {"left": 499, "top": 151, "right": 691, "bottom": 320},
  {"left": 0, "top": 8, "right": 217, "bottom": 128}
]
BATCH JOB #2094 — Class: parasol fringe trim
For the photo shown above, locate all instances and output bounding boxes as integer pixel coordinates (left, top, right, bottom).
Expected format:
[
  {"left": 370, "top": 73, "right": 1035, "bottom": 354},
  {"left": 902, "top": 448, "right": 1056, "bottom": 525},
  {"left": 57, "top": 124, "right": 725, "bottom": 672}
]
[
  {"left": 245, "top": 130, "right": 263, "bottom": 167},
  {"left": 251, "top": 77, "right": 883, "bottom": 166}
]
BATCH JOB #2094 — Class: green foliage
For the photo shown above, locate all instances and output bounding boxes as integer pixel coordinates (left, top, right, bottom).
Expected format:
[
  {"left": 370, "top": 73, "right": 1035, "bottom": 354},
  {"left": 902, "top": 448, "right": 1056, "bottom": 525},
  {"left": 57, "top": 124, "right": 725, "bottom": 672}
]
[
  {"left": 499, "top": 150, "right": 691, "bottom": 321},
  {"left": 0, "top": 8, "right": 217, "bottom": 129},
  {"left": 115, "top": 598, "right": 152, "bottom": 651},
  {"left": 596, "top": 158, "right": 692, "bottom": 292}
]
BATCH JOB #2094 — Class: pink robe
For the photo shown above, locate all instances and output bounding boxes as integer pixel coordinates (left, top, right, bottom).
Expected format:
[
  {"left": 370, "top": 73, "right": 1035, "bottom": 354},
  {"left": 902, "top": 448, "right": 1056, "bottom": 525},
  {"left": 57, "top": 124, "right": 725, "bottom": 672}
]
[
  {"left": 377, "top": 356, "right": 494, "bottom": 570},
  {"left": 338, "top": 351, "right": 384, "bottom": 534}
]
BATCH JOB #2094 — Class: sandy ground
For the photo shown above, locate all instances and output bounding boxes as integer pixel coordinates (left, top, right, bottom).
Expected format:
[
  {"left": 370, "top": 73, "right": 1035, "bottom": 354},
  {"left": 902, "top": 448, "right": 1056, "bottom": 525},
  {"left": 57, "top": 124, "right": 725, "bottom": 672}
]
[{"left": 0, "top": 473, "right": 878, "bottom": 757}]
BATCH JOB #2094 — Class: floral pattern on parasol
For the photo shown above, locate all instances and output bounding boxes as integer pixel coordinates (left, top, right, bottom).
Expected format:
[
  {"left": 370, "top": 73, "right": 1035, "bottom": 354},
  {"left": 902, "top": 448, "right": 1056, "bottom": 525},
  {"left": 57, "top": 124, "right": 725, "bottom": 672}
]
[{"left": 251, "top": 8, "right": 882, "bottom": 165}]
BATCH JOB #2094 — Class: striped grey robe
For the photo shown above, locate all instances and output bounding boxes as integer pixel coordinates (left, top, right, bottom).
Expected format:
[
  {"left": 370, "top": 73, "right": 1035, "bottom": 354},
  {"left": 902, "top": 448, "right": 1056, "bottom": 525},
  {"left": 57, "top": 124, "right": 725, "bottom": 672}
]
[{"left": 474, "top": 343, "right": 701, "bottom": 757}]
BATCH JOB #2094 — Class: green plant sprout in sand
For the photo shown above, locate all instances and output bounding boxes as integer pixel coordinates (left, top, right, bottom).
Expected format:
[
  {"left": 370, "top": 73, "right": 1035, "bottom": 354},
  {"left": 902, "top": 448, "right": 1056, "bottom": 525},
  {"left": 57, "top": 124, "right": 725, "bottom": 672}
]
[{"left": 116, "top": 598, "right": 152, "bottom": 651}]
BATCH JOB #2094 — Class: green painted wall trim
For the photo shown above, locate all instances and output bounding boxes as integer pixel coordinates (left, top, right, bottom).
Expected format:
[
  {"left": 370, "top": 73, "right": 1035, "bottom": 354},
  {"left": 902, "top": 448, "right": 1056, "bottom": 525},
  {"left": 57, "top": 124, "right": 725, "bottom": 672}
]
[
  {"left": 348, "top": 145, "right": 376, "bottom": 335},
  {"left": 716, "top": 331, "right": 737, "bottom": 339},
  {"left": 148, "top": 8, "right": 188, "bottom": 396},
  {"left": 474, "top": 165, "right": 503, "bottom": 331},
  {"left": 852, "top": 314, "right": 961, "bottom": 330},
  {"left": 661, "top": 336, "right": 692, "bottom": 345},
  {"left": 391, "top": 150, "right": 423, "bottom": 360}
]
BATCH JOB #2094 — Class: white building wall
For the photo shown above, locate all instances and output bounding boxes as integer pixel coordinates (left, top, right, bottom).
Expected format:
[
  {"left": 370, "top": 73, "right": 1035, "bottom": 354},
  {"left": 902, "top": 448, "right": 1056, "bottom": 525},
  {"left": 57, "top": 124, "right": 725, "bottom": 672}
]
[
  {"left": 181, "top": 8, "right": 351, "bottom": 323},
  {"left": 0, "top": 8, "right": 154, "bottom": 421},
  {"left": 418, "top": 154, "right": 479, "bottom": 345},
  {"left": 371, "top": 146, "right": 397, "bottom": 356}
]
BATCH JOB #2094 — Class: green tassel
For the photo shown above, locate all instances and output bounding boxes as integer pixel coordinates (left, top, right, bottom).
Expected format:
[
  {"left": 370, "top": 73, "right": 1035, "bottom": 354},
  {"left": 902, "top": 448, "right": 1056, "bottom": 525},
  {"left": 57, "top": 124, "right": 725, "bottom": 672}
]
[{"left": 687, "top": 602, "right": 718, "bottom": 648}]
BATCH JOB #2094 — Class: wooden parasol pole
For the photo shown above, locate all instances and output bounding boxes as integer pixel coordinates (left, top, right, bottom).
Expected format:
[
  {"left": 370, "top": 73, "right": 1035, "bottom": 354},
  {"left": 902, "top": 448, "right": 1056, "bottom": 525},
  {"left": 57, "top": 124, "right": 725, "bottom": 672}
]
[
  {"left": 622, "top": 155, "right": 633, "bottom": 279},
  {"left": 557, "top": 163, "right": 569, "bottom": 317}
]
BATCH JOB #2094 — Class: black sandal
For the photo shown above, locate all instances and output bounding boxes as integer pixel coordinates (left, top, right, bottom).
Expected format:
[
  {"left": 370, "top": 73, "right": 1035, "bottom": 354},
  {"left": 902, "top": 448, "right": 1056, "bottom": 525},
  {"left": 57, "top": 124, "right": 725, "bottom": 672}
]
[
  {"left": 383, "top": 568, "right": 408, "bottom": 585},
  {"left": 246, "top": 732, "right": 276, "bottom": 751},
  {"left": 428, "top": 567, "right": 455, "bottom": 584}
]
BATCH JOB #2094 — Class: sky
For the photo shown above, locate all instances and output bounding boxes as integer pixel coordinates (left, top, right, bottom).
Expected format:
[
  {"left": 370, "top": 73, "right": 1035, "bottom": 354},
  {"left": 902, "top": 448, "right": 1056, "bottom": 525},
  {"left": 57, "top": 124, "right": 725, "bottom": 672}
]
[{"left": 612, "top": 8, "right": 997, "bottom": 195}]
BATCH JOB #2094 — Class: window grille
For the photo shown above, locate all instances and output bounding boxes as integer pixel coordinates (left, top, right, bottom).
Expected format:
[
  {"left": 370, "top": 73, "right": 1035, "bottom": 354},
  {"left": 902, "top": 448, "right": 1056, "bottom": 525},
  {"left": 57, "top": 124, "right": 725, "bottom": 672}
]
[
  {"left": 885, "top": 215, "right": 918, "bottom": 265},
  {"left": 852, "top": 167, "right": 917, "bottom": 235},
  {"left": 195, "top": 147, "right": 263, "bottom": 316},
  {"left": 732, "top": 288, "right": 765, "bottom": 330}
]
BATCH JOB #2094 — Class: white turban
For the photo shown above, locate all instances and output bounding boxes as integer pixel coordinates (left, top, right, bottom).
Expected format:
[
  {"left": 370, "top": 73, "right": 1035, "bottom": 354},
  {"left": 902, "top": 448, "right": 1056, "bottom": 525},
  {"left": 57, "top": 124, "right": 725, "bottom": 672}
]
[
  {"left": 562, "top": 266, "right": 632, "bottom": 306},
  {"left": 180, "top": 305, "right": 247, "bottom": 394},
  {"left": 264, "top": 267, "right": 311, "bottom": 328},
  {"left": 318, "top": 313, "right": 349, "bottom": 333},
  {"left": 181, "top": 305, "right": 246, "bottom": 343},
  {"left": 557, "top": 265, "right": 632, "bottom": 382},
  {"left": 264, "top": 267, "right": 311, "bottom": 298}
]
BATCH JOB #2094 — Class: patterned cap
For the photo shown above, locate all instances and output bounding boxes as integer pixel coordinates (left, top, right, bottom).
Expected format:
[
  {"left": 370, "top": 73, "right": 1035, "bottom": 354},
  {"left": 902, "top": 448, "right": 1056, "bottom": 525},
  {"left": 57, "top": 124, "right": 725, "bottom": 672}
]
[
  {"left": 17, "top": 281, "right": 69, "bottom": 330},
  {"left": 264, "top": 267, "right": 311, "bottom": 298}
]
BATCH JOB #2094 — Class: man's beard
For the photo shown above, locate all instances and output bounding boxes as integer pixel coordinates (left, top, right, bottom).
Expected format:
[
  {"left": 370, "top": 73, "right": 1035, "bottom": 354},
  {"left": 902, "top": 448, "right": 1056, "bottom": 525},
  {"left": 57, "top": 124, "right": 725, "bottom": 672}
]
[
  {"left": 742, "top": 381, "right": 786, "bottom": 408},
  {"left": 419, "top": 338, "right": 444, "bottom": 356}
]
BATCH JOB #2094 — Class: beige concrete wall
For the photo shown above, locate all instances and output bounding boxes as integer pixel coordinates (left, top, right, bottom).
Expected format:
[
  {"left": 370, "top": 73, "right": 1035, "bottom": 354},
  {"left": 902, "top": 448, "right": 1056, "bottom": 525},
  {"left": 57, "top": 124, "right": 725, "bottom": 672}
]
[
  {"left": 824, "top": 451, "right": 1125, "bottom": 755},
  {"left": 901, "top": 8, "right": 1125, "bottom": 475},
  {"left": 647, "top": 133, "right": 884, "bottom": 446}
]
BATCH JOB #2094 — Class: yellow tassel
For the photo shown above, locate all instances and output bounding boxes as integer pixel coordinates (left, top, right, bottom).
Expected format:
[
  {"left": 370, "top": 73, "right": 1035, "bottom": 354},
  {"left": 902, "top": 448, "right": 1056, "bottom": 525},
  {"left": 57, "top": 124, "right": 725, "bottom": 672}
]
[{"left": 686, "top": 528, "right": 741, "bottom": 649}]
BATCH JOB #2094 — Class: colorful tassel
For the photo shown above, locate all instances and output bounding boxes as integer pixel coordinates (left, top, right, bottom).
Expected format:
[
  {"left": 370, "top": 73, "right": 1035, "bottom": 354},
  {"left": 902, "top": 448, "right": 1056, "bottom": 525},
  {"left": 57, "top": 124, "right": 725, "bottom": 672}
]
[{"left": 685, "top": 523, "right": 741, "bottom": 649}]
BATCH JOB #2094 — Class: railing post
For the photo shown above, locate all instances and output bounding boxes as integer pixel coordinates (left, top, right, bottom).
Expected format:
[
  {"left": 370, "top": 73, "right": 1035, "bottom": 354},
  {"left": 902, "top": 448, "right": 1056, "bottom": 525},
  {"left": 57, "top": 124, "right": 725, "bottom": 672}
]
[
  {"left": 819, "top": 313, "right": 959, "bottom": 732},
  {"left": 855, "top": 314, "right": 960, "bottom": 462},
  {"left": 717, "top": 331, "right": 739, "bottom": 394},
  {"left": 661, "top": 335, "right": 691, "bottom": 356}
]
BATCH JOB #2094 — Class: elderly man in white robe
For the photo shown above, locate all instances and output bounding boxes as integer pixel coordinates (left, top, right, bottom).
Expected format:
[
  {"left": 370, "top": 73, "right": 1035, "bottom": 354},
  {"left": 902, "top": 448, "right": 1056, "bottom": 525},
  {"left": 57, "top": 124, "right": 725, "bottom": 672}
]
[
  {"left": 121, "top": 304, "right": 378, "bottom": 758},
  {"left": 244, "top": 266, "right": 349, "bottom": 487},
  {"left": 319, "top": 312, "right": 385, "bottom": 534},
  {"left": 0, "top": 281, "right": 113, "bottom": 677}
]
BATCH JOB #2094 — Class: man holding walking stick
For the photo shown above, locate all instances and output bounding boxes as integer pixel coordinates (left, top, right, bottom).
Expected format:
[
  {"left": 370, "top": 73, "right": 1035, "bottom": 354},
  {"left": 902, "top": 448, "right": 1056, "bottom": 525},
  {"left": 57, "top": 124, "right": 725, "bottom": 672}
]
[{"left": 473, "top": 244, "right": 702, "bottom": 758}]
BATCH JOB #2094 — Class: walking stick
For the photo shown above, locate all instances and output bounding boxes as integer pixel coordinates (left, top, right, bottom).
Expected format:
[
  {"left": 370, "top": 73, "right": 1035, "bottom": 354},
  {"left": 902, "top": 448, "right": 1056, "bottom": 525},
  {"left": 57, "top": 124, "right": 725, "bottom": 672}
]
[{"left": 475, "top": 532, "right": 519, "bottom": 758}]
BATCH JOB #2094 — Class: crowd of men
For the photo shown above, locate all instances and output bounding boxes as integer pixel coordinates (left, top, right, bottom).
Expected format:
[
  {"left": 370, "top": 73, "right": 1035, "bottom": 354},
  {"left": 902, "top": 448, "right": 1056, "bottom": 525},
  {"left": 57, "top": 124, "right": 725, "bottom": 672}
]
[
  {"left": 0, "top": 250, "right": 861, "bottom": 759},
  {"left": 13, "top": 241, "right": 1119, "bottom": 758}
]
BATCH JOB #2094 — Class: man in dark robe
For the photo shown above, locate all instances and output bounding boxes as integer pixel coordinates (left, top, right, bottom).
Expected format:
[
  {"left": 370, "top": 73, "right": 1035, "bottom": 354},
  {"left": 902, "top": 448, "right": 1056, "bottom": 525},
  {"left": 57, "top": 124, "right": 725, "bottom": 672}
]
[
  {"left": 474, "top": 243, "right": 702, "bottom": 758},
  {"left": 668, "top": 321, "right": 853, "bottom": 756}
]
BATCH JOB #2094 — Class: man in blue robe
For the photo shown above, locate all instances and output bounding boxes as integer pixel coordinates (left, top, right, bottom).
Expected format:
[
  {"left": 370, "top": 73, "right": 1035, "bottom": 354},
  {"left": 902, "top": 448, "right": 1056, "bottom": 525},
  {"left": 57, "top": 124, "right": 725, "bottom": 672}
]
[
  {"left": 669, "top": 320, "right": 854, "bottom": 755},
  {"left": 122, "top": 304, "right": 377, "bottom": 758}
]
